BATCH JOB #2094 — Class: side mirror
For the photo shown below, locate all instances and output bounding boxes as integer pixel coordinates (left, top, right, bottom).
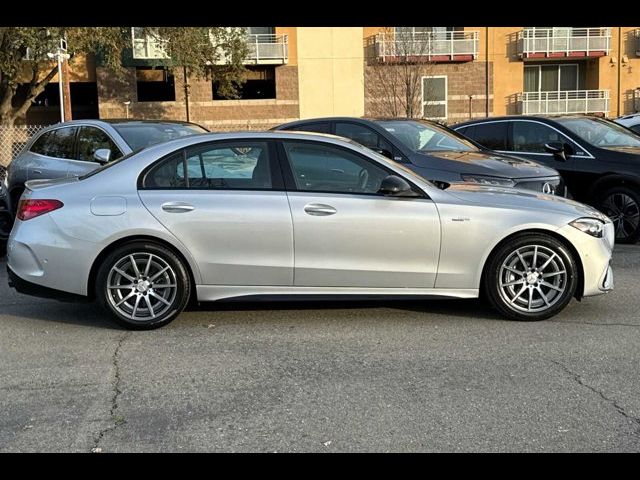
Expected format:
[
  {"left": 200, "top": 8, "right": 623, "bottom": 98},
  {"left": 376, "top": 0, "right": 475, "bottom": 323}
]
[
  {"left": 93, "top": 148, "right": 112, "bottom": 164},
  {"left": 544, "top": 142, "right": 568, "bottom": 162},
  {"left": 378, "top": 175, "right": 420, "bottom": 197}
]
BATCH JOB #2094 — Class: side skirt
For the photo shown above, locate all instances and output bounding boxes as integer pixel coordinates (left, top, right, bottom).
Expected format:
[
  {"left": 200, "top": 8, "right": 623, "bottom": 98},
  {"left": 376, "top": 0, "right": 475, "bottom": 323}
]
[{"left": 196, "top": 285, "right": 479, "bottom": 302}]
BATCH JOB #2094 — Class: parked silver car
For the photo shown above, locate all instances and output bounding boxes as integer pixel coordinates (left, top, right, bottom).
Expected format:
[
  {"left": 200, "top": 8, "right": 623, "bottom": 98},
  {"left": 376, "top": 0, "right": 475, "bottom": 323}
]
[
  {"left": 6, "top": 119, "right": 208, "bottom": 213},
  {"left": 614, "top": 113, "right": 640, "bottom": 135},
  {"left": 7, "top": 131, "right": 614, "bottom": 329}
]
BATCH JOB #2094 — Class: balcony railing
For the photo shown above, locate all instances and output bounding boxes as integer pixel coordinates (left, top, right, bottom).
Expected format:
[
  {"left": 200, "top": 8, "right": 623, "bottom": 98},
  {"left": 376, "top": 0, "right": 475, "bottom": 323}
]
[
  {"left": 369, "top": 31, "right": 479, "bottom": 63},
  {"left": 131, "top": 30, "right": 288, "bottom": 65},
  {"left": 519, "top": 90, "right": 610, "bottom": 115},
  {"left": 518, "top": 28, "right": 611, "bottom": 58}
]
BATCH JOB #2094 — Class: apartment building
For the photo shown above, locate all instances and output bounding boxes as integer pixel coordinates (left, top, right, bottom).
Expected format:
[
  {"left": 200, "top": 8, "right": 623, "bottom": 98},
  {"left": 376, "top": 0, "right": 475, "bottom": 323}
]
[{"left": 18, "top": 27, "right": 640, "bottom": 127}]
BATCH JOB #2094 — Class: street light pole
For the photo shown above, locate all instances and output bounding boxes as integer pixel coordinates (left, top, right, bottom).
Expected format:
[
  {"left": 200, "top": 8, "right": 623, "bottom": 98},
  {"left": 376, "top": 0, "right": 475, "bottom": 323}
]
[{"left": 47, "top": 39, "right": 70, "bottom": 124}]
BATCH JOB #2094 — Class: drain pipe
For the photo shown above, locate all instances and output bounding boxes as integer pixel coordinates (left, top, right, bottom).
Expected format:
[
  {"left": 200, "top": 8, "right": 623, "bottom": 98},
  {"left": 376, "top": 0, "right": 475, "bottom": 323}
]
[
  {"left": 617, "top": 27, "right": 622, "bottom": 117},
  {"left": 183, "top": 66, "right": 191, "bottom": 122},
  {"left": 485, "top": 27, "right": 490, "bottom": 117}
]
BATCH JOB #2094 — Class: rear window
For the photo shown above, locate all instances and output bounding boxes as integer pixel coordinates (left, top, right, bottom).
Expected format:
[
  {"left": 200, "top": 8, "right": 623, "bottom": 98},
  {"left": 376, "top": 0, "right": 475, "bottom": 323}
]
[{"left": 112, "top": 123, "right": 208, "bottom": 151}]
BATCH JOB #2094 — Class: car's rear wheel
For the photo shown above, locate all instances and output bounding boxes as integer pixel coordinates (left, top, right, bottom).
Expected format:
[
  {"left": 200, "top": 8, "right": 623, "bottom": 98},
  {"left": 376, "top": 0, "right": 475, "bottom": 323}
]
[
  {"left": 595, "top": 186, "right": 640, "bottom": 244},
  {"left": 95, "top": 242, "right": 191, "bottom": 330},
  {"left": 483, "top": 233, "right": 578, "bottom": 321}
]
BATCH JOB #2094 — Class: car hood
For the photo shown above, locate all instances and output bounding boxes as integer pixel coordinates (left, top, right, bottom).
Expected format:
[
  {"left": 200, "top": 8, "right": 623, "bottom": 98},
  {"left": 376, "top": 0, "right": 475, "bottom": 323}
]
[
  {"left": 444, "top": 182, "right": 607, "bottom": 219},
  {"left": 411, "top": 150, "right": 559, "bottom": 178}
]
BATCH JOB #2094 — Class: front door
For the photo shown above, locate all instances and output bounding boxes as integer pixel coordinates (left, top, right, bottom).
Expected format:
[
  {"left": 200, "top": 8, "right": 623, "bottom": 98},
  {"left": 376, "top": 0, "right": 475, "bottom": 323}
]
[
  {"left": 138, "top": 140, "right": 294, "bottom": 286},
  {"left": 279, "top": 139, "right": 441, "bottom": 288}
]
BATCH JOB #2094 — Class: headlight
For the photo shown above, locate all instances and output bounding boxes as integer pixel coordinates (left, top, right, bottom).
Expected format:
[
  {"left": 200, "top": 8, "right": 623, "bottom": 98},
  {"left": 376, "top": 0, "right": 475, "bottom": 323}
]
[
  {"left": 570, "top": 217, "right": 605, "bottom": 238},
  {"left": 460, "top": 174, "right": 515, "bottom": 187}
]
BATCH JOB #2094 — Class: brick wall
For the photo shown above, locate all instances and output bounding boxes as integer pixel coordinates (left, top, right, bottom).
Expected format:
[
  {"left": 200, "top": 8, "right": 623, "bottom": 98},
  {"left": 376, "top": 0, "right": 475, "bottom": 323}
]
[
  {"left": 96, "top": 65, "right": 300, "bottom": 131},
  {"left": 364, "top": 61, "right": 493, "bottom": 124}
]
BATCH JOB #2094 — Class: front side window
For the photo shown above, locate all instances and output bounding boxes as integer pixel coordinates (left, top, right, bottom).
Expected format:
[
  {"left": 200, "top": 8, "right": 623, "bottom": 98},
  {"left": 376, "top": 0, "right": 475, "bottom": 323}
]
[
  {"left": 283, "top": 141, "right": 389, "bottom": 195},
  {"left": 556, "top": 118, "right": 640, "bottom": 149},
  {"left": 335, "top": 123, "right": 382, "bottom": 150},
  {"left": 33, "top": 127, "right": 77, "bottom": 159},
  {"left": 378, "top": 120, "right": 475, "bottom": 153},
  {"left": 422, "top": 76, "right": 447, "bottom": 120},
  {"left": 512, "top": 122, "right": 564, "bottom": 153},
  {"left": 143, "top": 142, "right": 273, "bottom": 190},
  {"left": 76, "top": 126, "right": 123, "bottom": 162}
]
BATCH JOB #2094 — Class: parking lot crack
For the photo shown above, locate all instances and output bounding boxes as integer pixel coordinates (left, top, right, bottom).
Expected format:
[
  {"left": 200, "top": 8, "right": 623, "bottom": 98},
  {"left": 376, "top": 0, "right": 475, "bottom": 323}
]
[
  {"left": 91, "top": 332, "right": 130, "bottom": 452},
  {"left": 550, "top": 359, "right": 640, "bottom": 437}
]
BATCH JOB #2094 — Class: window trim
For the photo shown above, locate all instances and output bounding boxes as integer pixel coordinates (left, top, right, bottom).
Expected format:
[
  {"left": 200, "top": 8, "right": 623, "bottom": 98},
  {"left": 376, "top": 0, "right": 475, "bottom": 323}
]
[
  {"left": 421, "top": 75, "right": 448, "bottom": 121},
  {"left": 138, "top": 139, "right": 284, "bottom": 191},
  {"left": 276, "top": 138, "right": 428, "bottom": 198}
]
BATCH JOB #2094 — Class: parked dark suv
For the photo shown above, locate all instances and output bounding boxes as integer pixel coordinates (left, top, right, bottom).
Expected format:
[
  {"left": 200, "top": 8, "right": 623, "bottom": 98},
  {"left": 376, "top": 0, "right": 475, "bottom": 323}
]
[
  {"left": 454, "top": 115, "right": 640, "bottom": 243},
  {"left": 273, "top": 117, "right": 563, "bottom": 195}
]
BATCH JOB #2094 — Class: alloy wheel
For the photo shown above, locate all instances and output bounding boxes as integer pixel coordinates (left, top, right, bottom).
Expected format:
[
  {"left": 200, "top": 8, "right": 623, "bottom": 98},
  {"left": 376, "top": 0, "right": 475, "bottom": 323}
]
[
  {"left": 599, "top": 193, "right": 640, "bottom": 240},
  {"left": 106, "top": 252, "right": 178, "bottom": 322},
  {"left": 497, "top": 245, "right": 567, "bottom": 313}
]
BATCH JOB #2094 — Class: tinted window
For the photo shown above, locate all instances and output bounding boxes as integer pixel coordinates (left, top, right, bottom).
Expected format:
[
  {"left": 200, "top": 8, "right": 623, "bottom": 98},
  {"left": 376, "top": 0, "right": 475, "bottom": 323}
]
[
  {"left": 285, "top": 122, "right": 331, "bottom": 134},
  {"left": 630, "top": 125, "right": 640, "bottom": 135},
  {"left": 112, "top": 123, "right": 208, "bottom": 151},
  {"left": 335, "top": 123, "right": 382, "bottom": 150},
  {"left": 143, "top": 142, "right": 273, "bottom": 190},
  {"left": 283, "top": 141, "right": 389, "bottom": 195},
  {"left": 31, "top": 127, "right": 77, "bottom": 159},
  {"left": 512, "top": 122, "right": 563, "bottom": 153},
  {"left": 467, "top": 122, "right": 509, "bottom": 150},
  {"left": 76, "top": 127, "right": 123, "bottom": 162},
  {"left": 30, "top": 130, "right": 54, "bottom": 155}
]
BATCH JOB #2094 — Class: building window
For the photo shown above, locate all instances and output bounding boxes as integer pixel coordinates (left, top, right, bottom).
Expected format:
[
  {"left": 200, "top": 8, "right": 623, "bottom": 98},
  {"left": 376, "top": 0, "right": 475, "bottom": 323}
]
[
  {"left": 422, "top": 76, "right": 447, "bottom": 120},
  {"left": 524, "top": 64, "right": 580, "bottom": 92},
  {"left": 136, "top": 67, "right": 175, "bottom": 102},
  {"left": 212, "top": 66, "right": 276, "bottom": 100}
]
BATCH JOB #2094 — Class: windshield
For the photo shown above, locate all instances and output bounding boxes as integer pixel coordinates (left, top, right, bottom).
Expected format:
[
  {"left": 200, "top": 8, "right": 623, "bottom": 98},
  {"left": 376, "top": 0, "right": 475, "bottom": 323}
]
[
  {"left": 377, "top": 120, "right": 477, "bottom": 153},
  {"left": 556, "top": 117, "right": 640, "bottom": 148},
  {"left": 113, "top": 123, "right": 208, "bottom": 151}
]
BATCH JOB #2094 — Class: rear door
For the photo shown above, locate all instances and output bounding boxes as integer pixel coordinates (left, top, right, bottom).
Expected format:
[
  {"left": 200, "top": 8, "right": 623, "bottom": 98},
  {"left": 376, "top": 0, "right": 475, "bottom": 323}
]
[
  {"left": 138, "top": 139, "right": 294, "bottom": 286},
  {"left": 27, "top": 126, "right": 78, "bottom": 181}
]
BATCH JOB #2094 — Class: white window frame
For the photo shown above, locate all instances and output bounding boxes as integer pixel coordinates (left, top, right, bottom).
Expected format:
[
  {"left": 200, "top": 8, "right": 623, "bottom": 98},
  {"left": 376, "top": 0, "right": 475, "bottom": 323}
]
[
  {"left": 524, "top": 63, "right": 580, "bottom": 93},
  {"left": 421, "top": 75, "right": 448, "bottom": 120}
]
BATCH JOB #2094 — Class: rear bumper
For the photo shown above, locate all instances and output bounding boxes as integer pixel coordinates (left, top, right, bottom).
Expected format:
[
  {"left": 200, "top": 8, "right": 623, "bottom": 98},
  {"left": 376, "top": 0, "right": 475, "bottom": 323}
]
[{"left": 7, "top": 265, "right": 88, "bottom": 302}]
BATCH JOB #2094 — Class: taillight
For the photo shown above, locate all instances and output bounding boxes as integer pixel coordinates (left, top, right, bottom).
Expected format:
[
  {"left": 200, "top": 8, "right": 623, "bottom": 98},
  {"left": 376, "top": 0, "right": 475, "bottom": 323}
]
[{"left": 17, "top": 199, "right": 64, "bottom": 221}]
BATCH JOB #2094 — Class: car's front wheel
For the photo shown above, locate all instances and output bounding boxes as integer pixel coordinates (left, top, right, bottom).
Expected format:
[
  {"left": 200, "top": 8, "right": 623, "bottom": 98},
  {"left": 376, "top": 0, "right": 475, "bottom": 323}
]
[
  {"left": 483, "top": 233, "right": 578, "bottom": 321},
  {"left": 95, "top": 242, "right": 191, "bottom": 330},
  {"left": 595, "top": 186, "right": 640, "bottom": 244}
]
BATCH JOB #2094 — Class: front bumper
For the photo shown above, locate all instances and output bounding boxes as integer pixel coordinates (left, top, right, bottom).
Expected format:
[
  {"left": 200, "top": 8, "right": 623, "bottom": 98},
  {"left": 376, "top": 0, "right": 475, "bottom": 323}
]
[{"left": 514, "top": 176, "right": 564, "bottom": 197}]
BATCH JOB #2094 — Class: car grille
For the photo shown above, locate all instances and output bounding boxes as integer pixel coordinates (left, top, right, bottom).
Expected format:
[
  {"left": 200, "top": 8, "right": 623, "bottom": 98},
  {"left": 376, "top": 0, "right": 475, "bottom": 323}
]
[{"left": 514, "top": 177, "right": 564, "bottom": 196}]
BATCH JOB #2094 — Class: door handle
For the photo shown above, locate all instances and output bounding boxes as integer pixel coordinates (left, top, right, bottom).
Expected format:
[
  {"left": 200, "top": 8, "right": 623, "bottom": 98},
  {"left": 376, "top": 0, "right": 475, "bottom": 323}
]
[
  {"left": 304, "top": 203, "right": 337, "bottom": 216},
  {"left": 161, "top": 202, "right": 195, "bottom": 213},
  {"left": 32, "top": 169, "right": 42, "bottom": 174}
]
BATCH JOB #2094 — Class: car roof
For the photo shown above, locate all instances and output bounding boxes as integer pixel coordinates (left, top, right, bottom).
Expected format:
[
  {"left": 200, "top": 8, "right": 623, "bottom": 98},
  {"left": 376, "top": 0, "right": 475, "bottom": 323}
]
[
  {"left": 453, "top": 115, "right": 601, "bottom": 128},
  {"left": 37, "top": 119, "right": 207, "bottom": 129},
  {"left": 274, "top": 116, "right": 442, "bottom": 129}
]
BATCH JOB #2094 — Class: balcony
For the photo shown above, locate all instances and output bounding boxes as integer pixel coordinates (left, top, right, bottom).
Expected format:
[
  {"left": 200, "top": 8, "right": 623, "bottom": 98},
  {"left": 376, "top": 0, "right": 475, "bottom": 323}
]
[
  {"left": 367, "top": 31, "right": 479, "bottom": 63},
  {"left": 519, "top": 90, "right": 609, "bottom": 115},
  {"left": 130, "top": 30, "right": 288, "bottom": 65},
  {"left": 518, "top": 28, "right": 611, "bottom": 59}
]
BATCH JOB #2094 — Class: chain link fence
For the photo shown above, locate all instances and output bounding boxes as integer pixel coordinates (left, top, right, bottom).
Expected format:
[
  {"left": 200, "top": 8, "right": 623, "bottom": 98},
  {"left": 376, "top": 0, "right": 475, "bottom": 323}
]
[{"left": 0, "top": 125, "right": 46, "bottom": 181}]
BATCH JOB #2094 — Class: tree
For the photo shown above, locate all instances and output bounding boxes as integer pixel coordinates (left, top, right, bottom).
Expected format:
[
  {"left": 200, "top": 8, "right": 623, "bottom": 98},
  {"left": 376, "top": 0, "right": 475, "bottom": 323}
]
[
  {"left": 365, "top": 28, "right": 440, "bottom": 119},
  {"left": 0, "top": 27, "right": 249, "bottom": 126}
]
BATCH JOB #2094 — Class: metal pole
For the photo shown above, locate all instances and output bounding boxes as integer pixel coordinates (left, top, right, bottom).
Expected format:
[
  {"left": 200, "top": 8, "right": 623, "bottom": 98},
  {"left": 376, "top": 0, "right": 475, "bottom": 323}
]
[
  {"left": 57, "top": 50, "right": 64, "bottom": 123},
  {"left": 485, "top": 27, "right": 489, "bottom": 117},
  {"left": 183, "top": 66, "right": 190, "bottom": 122}
]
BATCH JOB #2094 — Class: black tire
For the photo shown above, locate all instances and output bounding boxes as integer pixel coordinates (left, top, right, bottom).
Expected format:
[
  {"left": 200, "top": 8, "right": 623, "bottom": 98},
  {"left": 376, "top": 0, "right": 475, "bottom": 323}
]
[
  {"left": 483, "top": 233, "right": 578, "bottom": 321},
  {"left": 95, "top": 241, "right": 191, "bottom": 330},
  {"left": 595, "top": 186, "right": 640, "bottom": 244}
]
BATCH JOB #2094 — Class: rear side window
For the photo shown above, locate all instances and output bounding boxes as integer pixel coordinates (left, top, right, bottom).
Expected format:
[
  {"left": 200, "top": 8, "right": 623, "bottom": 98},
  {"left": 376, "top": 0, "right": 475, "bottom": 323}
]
[
  {"left": 76, "top": 126, "right": 123, "bottom": 162},
  {"left": 465, "top": 122, "right": 508, "bottom": 150},
  {"left": 30, "top": 127, "right": 78, "bottom": 159},
  {"left": 143, "top": 141, "right": 274, "bottom": 190},
  {"left": 630, "top": 125, "right": 640, "bottom": 135}
]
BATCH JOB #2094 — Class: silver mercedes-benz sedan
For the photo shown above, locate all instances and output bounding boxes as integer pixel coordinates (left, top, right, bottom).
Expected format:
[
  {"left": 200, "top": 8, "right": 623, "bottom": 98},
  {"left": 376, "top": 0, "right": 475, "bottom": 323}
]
[{"left": 6, "top": 131, "right": 614, "bottom": 330}]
